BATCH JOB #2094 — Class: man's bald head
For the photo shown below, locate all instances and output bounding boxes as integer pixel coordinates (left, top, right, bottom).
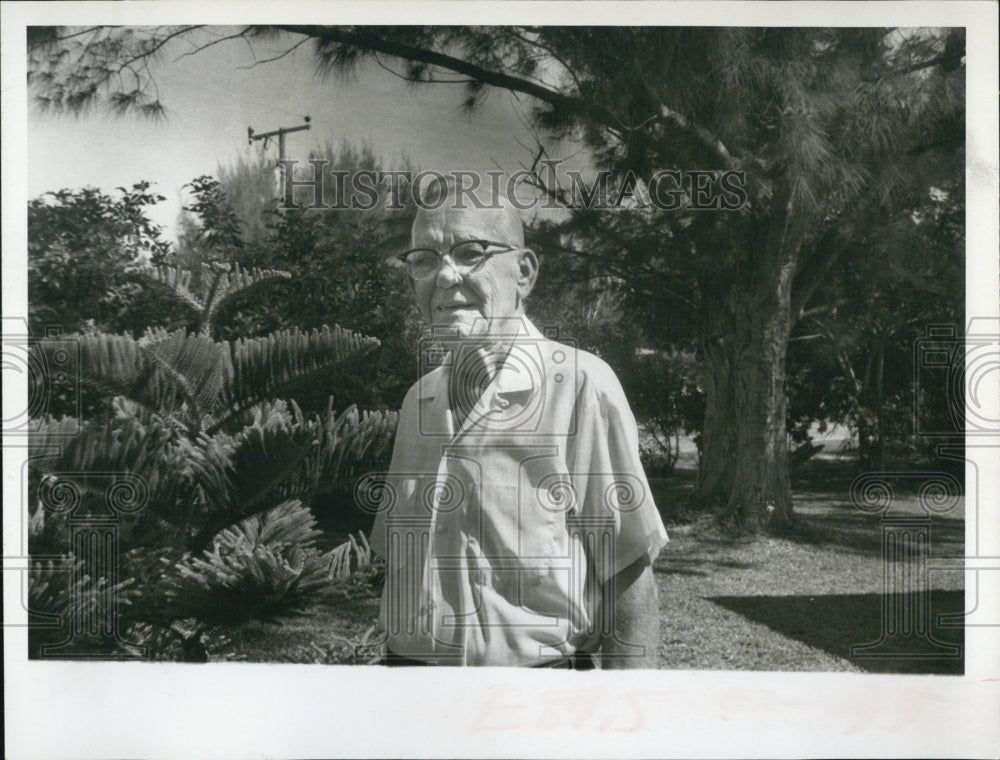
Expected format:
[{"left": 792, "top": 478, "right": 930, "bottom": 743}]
[{"left": 410, "top": 176, "right": 525, "bottom": 249}]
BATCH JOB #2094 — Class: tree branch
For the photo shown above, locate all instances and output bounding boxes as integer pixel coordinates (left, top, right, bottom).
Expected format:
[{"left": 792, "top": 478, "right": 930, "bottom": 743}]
[
  {"left": 504, "top": 28, "right": 584, "bottom": 95},
  {"left": 659, "top": 104, "right": 739, "bottom": 169},
  {"left": 47, "top": 27, "right": 105, "bottom": 44},
  {"left": 271, "top": 25, "right": 732, "bottom": 162},
  {"left": 372, "top": 54, "right": 478, "bottom": 85},
  {"left": 790, "top": 227, "right": 842, "bottom": 327},
  {"left": 118, "top": 25, "right": 204, "bottom": 71},
  {"left": 237, "top": 38, "right": 310, "bottom": 70},
  {"left": 172, "top": 26, "right": 249, "bottom": 63},
  {"left": 796, "top": 298, "right": 851, "bottom": 322},
  {"left": 865, "top": 51, "right": 960, "bottom": 84},
  {"left": 273, "top": 26, "right": 589, "bottom": 117}
]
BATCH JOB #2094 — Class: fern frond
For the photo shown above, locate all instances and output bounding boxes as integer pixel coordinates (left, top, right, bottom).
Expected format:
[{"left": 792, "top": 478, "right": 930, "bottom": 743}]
[
  {"left": 28, "top": 557, "right": 77, "bottom": 618},
  {"left": 220, "top": 325, "right": 380, "bottom": 422},
  {"left": 76, "top": 331, "right": 143, "bottom": 387},
  {"left": 266, "top": 404, "right": 398, "bottom": 501},
  {"left": 219, "top": 499, "right": 322, "bottom": 552},
  {"left": 226, "top": 413, "right": 314, "bottom": 514},
  {"left": 30, "top": 413, "right": 233, "bottom": 528},
  {"left": 315, "top": 406, "right": 398, "bottom": 484},
  {"left": 202, "top": 263, "right": 292, "bottom": 329},
  {"left": 35, "top": 329, "right": 227, "bottom": 430},
  {"left": 139, "top": 326, "right": 174, "bottom": 346},
  {"left": 29, "top": 556, "right": 139, "bottom": 623},
  {"left": 32, "top": 332, "right": 143, "bottom": 404},
  {"left": 142, "top": 329, "right": 227, "bottom": 426},
  {"left": 150, "top": 265, "right": 205, "bottom": 314},
  {"left": 160, "top": 501, "right": 337, "bottom": 626},
  {"left": 329, "top": 531, "right": 373, "bottom": 579},
  {"left": 29, "top": 416, "right": 82, "bottom": 452}
]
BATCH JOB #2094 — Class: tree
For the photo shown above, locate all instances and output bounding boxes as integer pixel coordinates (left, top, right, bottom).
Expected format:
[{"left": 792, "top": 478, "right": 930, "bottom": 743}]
[
  {"left": 28, "top": 182, "right": 174, "bottom": 336},
  {"left": 170, "top": 175, "right": 247, "bottom": 280},
  {"left": 786, "top": 168, "right": 965, "bottom": 472},
  {"left": 28, "top": 25, "right": 965, "bottom": 534}
]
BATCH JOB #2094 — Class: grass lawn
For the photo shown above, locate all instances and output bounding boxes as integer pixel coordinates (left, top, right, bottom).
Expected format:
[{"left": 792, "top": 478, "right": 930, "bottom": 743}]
[{"left": 213, "top": 464, "right": 965, "bottom": 674}]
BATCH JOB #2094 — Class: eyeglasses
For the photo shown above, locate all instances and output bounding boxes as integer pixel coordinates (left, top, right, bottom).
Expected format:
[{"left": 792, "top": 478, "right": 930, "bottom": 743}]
[{"left": 396, "top": 240, "right": 520, "bottom": 280}]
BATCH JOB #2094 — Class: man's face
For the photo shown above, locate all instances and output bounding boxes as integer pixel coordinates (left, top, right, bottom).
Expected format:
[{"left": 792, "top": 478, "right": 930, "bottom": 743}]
[{"left": 410, "top": 205, "right": 534, "bottom": 340}]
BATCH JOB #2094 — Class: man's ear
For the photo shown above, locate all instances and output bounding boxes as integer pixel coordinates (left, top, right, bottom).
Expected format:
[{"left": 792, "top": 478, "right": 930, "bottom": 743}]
[{"left": 517, "top": 248, "right": 539, "bottom": 299}]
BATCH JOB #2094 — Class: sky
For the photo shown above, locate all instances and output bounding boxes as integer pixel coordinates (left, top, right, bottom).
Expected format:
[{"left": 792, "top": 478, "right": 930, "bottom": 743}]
[{"left": 27, "top": 27, "right": 589, "bottom": 240}]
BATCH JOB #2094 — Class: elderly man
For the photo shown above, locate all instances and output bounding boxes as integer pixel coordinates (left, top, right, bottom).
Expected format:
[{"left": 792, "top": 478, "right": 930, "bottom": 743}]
[{"left": 370, "top": 182, "right": 667, "bottom": 668}]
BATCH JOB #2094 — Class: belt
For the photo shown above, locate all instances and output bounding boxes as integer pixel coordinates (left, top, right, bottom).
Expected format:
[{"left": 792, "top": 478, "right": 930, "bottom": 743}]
[
  {"left": 538, "top": 652, "right": 596, "bottom": 670},
  {"left": 383, "top": 651, "right": 596, "bottom": 669}
]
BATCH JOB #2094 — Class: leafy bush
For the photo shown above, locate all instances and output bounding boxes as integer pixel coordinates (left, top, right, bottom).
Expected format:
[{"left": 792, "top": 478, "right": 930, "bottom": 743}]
[
  {"left": 27, "top": 176, "right": 398, "bottom": 660},
  {"left": 626, "top": 349, "right": 703, "bottom": 475},
  {"left": 155, "top": 500, "right": 349, "bottom": 626},
  {"left": 28, "top": 183, "right": 179, "bottom": 337}
]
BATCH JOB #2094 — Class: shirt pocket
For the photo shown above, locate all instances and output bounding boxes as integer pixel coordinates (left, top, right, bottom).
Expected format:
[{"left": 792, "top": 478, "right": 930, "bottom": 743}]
[{"left": 516, "top": 455, "right": 574, "bottom": 561}]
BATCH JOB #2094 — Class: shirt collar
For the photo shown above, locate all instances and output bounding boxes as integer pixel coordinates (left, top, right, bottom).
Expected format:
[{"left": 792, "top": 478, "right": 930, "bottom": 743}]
[{"left": 417, "top": 317, "right": 546, "bottom": 401}]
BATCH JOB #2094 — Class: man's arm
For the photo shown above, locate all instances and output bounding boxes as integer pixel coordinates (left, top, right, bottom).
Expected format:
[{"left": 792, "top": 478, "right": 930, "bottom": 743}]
[{"left": 599, "top": 554, "right": 660, "bottom": 669}]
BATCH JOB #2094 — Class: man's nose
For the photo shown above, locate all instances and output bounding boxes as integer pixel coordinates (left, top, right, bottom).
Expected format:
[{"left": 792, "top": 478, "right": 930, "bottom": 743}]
[{"left": 434, "top": 256, "right": 463, "bottom": 287}]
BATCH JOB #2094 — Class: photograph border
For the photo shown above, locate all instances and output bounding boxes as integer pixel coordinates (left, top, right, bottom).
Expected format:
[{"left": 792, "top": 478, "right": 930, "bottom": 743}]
[{"left": 3, "top": 2, "right": 998, "bottom": 758}]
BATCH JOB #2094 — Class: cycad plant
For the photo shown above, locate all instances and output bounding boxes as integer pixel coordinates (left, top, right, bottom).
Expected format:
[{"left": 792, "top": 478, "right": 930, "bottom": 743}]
[{"left": 28, "top": 259, "right": 397, "bottom": 660}]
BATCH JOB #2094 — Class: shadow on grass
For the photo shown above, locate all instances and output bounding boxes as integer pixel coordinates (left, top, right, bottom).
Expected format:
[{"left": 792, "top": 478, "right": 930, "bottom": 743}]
[
  {"left": 708, "top": 590, "right": 965, "bottom": 674},
  {"left": 655, "top": 556, "right": 756, "bottom": 577},
  {"left": 788, "top": 451, "right": 964, "bottom": 489},
  {"left": 783, "top": 511, "right": 965, "bottom": 559}
]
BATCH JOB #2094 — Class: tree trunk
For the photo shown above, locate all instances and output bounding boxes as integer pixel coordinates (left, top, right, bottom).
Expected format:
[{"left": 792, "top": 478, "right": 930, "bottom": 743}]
[
  {"left": 696, "top": 327, "right": 736, "bottom": 509},
  {"left": 694, "top": 216, "right": 799, "bottom": 534},
  {"left": 875, "top": 335, "right": 887, "bottom": 473}
]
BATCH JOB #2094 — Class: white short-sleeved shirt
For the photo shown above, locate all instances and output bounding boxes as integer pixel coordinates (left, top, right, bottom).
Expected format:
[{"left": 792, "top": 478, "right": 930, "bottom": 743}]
[{"left": 370, "top": 318, "right": 668, "bottom": 666}]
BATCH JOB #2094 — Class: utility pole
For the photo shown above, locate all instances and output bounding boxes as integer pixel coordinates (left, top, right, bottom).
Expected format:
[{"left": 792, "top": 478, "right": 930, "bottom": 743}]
[
  {"left": 247, "top": 116, "right": 312, "bottom": 200},
  {"left": 247, "top": 115, "right": 311, "bottom": 160}
]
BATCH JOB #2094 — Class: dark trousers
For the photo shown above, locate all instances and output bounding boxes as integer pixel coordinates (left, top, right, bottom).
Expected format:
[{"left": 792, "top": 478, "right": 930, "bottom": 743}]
[{"left": 382, "top": 651, "right": 596, "bottom": 669}]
